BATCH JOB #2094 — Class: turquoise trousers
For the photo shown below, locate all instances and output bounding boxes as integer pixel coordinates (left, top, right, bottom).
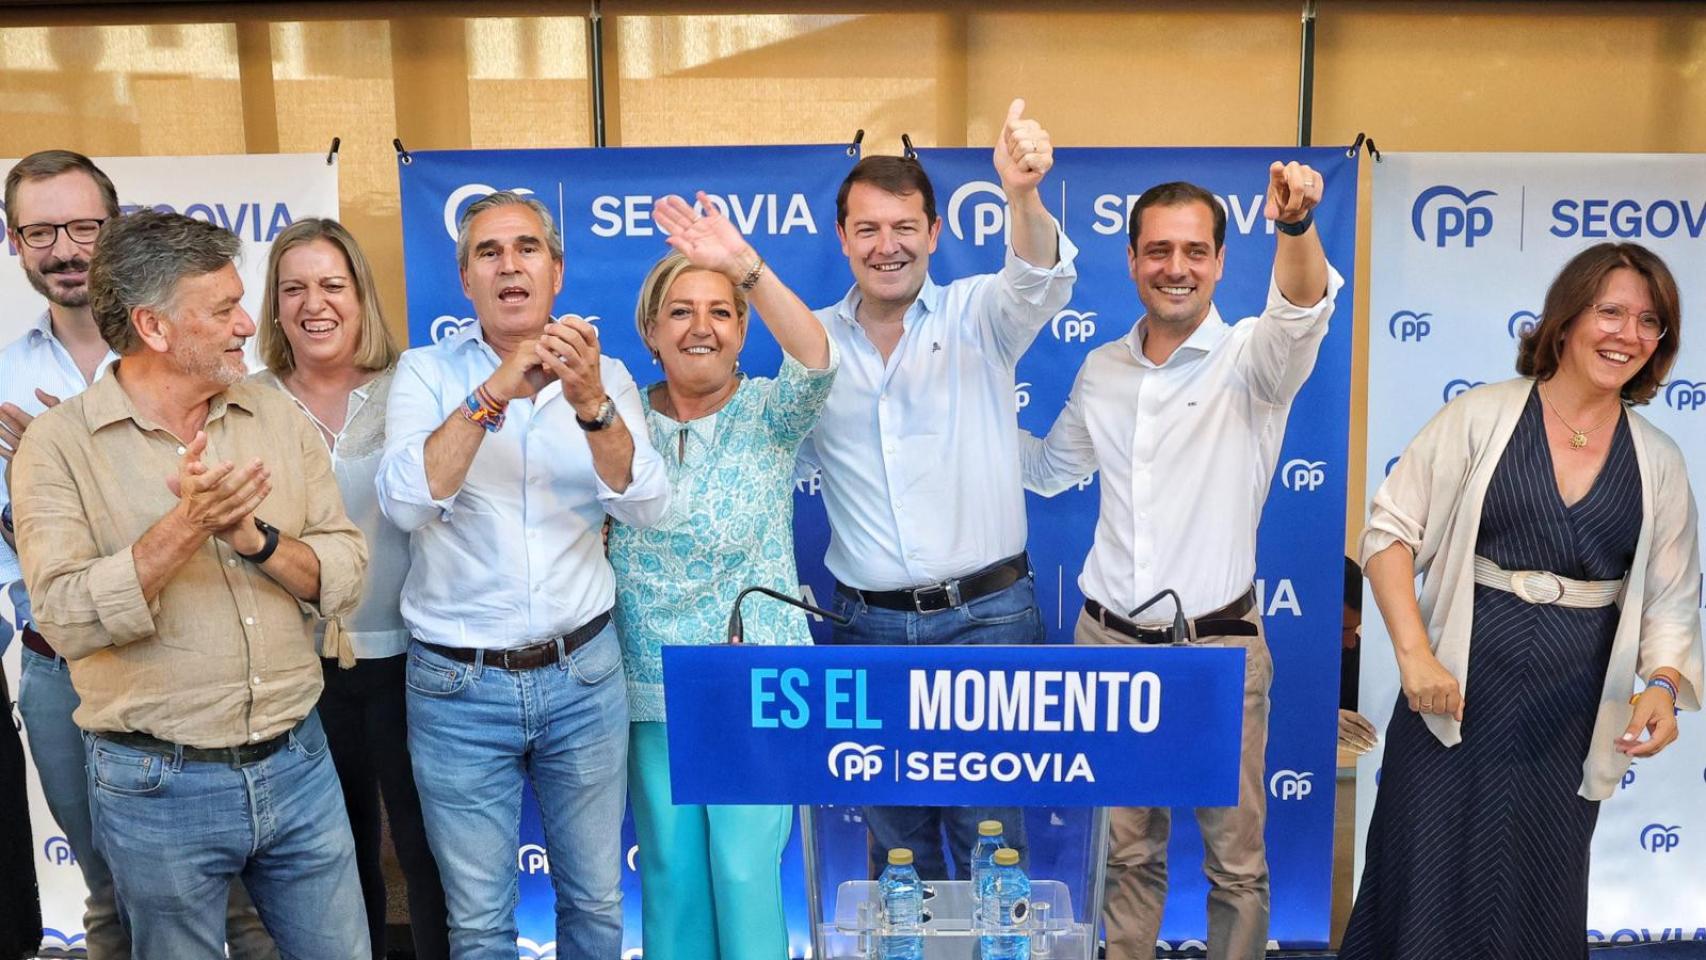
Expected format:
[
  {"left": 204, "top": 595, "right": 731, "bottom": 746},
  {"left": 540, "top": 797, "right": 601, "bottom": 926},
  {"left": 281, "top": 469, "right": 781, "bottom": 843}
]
[{"left": 628, "top": 721, "right": 794, "bottom": 960}]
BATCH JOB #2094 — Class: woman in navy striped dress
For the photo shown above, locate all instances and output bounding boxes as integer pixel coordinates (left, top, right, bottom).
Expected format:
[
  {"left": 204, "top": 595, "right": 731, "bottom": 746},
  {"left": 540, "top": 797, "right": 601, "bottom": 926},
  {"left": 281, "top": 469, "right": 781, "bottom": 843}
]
[{"left": 1344, "top": 242, "right": 1703, "bottom": 960}]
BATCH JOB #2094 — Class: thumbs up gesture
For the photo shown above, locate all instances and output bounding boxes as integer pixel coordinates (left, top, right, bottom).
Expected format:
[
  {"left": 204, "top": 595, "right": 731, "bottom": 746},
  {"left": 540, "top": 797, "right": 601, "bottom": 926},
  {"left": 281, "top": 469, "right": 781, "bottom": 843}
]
[
  {"left": 994, "top": 98, "right": 1054, "bottom": 198},
  {"left": 1264, "top": 161, "right": 1323, "bottom": 224}
]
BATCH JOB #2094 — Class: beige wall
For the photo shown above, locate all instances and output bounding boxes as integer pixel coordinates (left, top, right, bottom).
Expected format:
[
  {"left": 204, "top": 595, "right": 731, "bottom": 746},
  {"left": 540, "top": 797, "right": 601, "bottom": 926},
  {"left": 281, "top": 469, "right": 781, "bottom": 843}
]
[{"left": 5, "top": 1, "right": 1706, "bottom": 547}]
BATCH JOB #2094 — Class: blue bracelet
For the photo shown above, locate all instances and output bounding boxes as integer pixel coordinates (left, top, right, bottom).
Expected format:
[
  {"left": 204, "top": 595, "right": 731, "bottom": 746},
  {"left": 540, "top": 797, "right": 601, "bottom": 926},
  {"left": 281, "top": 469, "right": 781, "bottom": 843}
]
[
  {"left": 1644, "top": 675, "right": 1685, "bottom": 705},
  {"left": 1274, "top": 209, "right": 1314, "bottom": 237}
]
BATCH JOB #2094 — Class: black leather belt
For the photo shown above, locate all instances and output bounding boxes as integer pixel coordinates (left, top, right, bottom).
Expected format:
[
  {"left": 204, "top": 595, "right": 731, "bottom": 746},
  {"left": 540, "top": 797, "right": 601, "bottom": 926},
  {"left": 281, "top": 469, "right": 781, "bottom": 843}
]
[
  {"left": 97, "top": 727, "right": 291, "bottom": 767},
  {"left": 420, "top": 611, "right": 610, "bottom": 671},
  {"left": 1085, "top": 588, "right": 1259, "bottom": 644},
  {"left": 20, "top": 626, "right": 56, "bottom": 659},
  {"left": 839, "top": 554, "right": 1030, "bottom": 614}
]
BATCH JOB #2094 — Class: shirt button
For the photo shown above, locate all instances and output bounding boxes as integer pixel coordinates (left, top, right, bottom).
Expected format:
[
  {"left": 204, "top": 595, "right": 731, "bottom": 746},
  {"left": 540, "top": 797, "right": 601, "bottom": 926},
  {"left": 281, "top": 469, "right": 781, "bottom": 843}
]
[
  {"left": 227, "top": 558, "right": 238, "bottom": 567},
  {"left": 176, "top": 445, "right": 187, "bottom": 455},
  {"left": 250, "top": 732, "right": 262, "bottom": 742},
  {"left": 1139, "top": 512, "right": 1149, "bottom": 521},
  {"left": 1138, "top": 561, "right": 1149, "bottom": 570},
  {"left": 251, "top": 676, "right": 262, "bottom": 686},
  {"left": 243, "top": 616, "right": 255, "bottom": 626}
]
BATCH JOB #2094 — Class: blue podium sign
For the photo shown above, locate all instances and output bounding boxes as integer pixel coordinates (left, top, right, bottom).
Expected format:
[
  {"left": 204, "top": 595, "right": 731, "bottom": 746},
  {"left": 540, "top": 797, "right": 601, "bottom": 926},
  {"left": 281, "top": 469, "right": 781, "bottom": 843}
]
[{"left": 663, "top": 644, "right": 1245, "bottom": 807}]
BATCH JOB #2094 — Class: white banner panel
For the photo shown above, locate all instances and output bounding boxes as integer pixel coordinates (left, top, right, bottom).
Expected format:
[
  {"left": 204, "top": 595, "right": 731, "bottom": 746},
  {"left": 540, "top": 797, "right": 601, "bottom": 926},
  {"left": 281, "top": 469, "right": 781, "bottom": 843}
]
[
  {"left": 0, "top": 152, "right": 337, "bottom": 952},
  {"left": 1363, "top": 153, "right": 1706, "bottom": 945}
]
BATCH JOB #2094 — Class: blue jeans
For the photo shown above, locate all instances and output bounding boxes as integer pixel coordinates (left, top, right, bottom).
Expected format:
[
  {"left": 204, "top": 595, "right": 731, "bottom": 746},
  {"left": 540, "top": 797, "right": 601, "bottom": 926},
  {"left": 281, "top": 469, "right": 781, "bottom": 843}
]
[
  {"left": 83, "top": 709, "right": 365, "bottom": 959},
  {"left": 831, "top": 573, "right": 1040, "bottom": 880},
  {"left": 405, "top": 624, "right": 628, "bottom": 959},
  {"left": 19, "top": 648, "right": 124, "bottom": 957}
]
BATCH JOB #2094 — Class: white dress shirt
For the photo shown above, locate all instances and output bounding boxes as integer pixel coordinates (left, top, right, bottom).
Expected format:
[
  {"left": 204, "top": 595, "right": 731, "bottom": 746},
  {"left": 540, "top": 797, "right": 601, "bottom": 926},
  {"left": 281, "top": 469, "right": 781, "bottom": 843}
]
[
  {"left": 1024, "top": 267, "right": 1342, "bottom": 621},
  {"left": 376, "top": 323, "right": 670, "bottom": 649},
  {"left": 0, "top": 312, "right": 118, "bottom": 630},
  {"left": 799, "top": 226, "right": 1078, "bottom": 591}
]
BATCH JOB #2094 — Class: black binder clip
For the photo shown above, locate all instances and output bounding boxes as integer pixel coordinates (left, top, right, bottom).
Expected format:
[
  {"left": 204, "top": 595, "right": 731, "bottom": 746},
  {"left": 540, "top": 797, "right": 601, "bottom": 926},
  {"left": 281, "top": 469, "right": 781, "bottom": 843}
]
[
  {"left": 1365, "top": 136, "right": 1383, "bottom": 162},
  {"left": 900, "top": 133, "right": 917, "bottom": 160},
  {"left": 325, "top": 137, "right": 341, "bottom": 165},
  {"left": 1345, "top": 132, "right": 1365, "bottom": 159},
  {"left": 846, "top": 128, "right": 865, "bottom": 158},
  {"left": 393, "top": 137, "right": 413, "bottom": 166}
]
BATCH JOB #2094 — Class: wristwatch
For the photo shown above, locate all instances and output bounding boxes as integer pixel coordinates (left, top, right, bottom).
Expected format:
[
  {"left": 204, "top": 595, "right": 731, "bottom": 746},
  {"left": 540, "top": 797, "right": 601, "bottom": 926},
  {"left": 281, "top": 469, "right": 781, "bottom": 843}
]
[
  {"left": 576, "top": 396, "right": 617, "bottom": 432},
  {"left": 1274, "top": 209, "right": 1315, "bottom": 237},
  {"left": 237, "top": 517, "right": 280, "bottom": 565}
]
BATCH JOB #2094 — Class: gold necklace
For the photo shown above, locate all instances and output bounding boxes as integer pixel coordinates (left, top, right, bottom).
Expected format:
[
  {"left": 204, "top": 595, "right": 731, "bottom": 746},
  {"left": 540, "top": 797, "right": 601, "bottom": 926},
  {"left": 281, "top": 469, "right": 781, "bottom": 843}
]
[{"left": 1539, "top": 384, "right": 1618, "bottom": 450}]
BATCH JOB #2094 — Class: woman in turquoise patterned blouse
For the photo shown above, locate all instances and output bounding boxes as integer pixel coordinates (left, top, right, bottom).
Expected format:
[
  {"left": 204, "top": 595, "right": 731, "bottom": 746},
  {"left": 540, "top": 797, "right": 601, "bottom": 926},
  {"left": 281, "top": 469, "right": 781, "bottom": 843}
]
[{"left": 609, "top": 192, "right": 835, "bottom": 960}]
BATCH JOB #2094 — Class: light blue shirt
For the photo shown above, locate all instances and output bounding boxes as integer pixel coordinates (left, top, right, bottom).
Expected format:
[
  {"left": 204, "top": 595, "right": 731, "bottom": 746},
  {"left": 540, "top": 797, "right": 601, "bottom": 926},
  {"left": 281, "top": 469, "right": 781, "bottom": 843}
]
[
  {"left": 253, "top": 367, "right": 412, "bottom": 659},
  {"left": 610, "top": 351, "right": 837, "bottom": 722},
  {"left": 376, "top": 322, "right": 670, "bottom": 649},
  {"left": 0, "top": 311, "right": 118, "bottom": 638},
  {"left": 798, "top": 226, "right": 1078, "bottom": 591}
]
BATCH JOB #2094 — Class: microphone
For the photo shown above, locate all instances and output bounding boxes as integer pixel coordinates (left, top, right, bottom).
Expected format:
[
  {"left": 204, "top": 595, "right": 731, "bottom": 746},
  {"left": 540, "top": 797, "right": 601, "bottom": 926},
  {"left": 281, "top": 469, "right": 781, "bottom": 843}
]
[
  {"left": 1128, "top": 588, "right": 1189, "bottom": 643},
  {"left": 727, "top": 585, "right": 851, "bottom": 644}
]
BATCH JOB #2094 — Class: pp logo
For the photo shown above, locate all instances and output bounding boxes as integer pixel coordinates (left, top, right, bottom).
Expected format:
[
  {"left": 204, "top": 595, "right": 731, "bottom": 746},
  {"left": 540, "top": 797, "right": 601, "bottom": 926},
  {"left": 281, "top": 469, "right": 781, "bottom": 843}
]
[
  {"left": 1280, "top": 458, "right": 1326, "bottom": 492},
  {"left": 1050, "top": 309, "right": 1098, "bottom": 343},
  {"left": 828, "top": 742, "right": 885, "bottom": 781},
  {"left": 443, "top": 183, "right": 535, "bottom": 240},
  {"left": 794, "top": 468, "right": 822, "bottom": 496},
  {"left": 430, "top": 315, "right": 476, "bottom": 343},
  {"left": 1507, "top": 310, "right": 1540, "bottom": 338},
  {"left": 1268, "top": 769, "right": 1314, "bottom": 801},
  {"left": 1663, "top": 379, "right": 1705, "bottom": 411},
  {"left": 1639, "top": 823, "right": 1680, "bottom": 853},
  {"left": 1411, "top": 185, "right": 1496, "bottom": 248},
  {"left": 516, "top": 939, "right": 557, "bottom": 960},
  {"left": 1443, "top": 378, "right": 1485, "bottom": 402},
  {"left": 517, "top": 843, "right": 550, "bottom": 875},
  {"left": 947, "top": 180, "right": 1008, "bottom": 246},
  {"left": 1384, "top": 455, "right": 1400, "bottom": 477},
  {"left": 626, "top": 844, "right": 640, "bottom": 872},
  {"left": 1014, "top": 382, "right": 1032, "bottom": 411},
  {"left": 43, "top": 835, "right": 76, "bottom": 867},
  {"left": 1620, "top": 760, "right": 1638, "bottom": 791},
  {"left": 1387, "top": 310, "right": 1432, "bottom": 342}
]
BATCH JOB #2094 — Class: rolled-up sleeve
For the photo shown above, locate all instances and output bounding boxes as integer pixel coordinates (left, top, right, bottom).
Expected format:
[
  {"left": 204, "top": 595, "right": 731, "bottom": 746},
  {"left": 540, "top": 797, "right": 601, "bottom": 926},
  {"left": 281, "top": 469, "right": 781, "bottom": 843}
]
[
  {"left": 763, "top": 340, "right": 839, "bottom": 447},
  {"left": 13, "top": 423, "right": 158, "bottom": 657},
  {"left": 1022, "top": 360, "right": 1097, "bottom": 497},
  {"left": 596, "top": 359, "right": 670, "bottom": 529},
  {"left": 978, "top": 219, "right": 1080, "bottom": 368},
  {"left": 289, "top": 409, "right": 367, "bottom": 621},
  {"left": 1637, "top": 442, "right": 1704, "bottom": 710},
  {"left": 1243, "top": 265, "right": 1342, "bottom": 407},
  {"left": 378, "top": 351, "right": 459, "bottom": 532},
  {"left": 1359, "top": 393, "right": 1462, "bottom": 570}
]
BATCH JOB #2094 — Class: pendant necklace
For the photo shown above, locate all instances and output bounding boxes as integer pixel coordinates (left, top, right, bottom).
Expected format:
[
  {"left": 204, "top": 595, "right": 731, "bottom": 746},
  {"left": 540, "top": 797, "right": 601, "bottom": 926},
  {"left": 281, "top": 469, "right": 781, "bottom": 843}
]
[{"left": 1540, "top": 384, "right": 1617, "bottom": 450}]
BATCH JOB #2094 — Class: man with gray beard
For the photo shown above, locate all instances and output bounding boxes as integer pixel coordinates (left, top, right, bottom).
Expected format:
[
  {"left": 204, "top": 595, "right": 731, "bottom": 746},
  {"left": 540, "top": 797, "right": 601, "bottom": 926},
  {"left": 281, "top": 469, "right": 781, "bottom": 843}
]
[{"left": 11, "top": 210, "right": 368, "bottom": 958}]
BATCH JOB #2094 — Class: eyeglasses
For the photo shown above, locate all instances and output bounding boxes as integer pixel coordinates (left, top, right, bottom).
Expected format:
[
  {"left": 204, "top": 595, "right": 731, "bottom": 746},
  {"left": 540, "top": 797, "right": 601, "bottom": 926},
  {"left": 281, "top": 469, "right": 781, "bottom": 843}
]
[
  {"left": 13, "top": 219, "right": 105, "bottom": 250},
  {"left": 1589, "top": 302, "right": 1666, "bottom": 342}
]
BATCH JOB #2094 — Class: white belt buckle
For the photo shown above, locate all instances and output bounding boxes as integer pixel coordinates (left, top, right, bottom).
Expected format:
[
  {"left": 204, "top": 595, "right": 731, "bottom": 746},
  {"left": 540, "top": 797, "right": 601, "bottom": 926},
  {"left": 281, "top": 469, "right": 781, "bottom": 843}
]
[{"left": 1511, "top": 570, "right": 1564, "bottom": 605}]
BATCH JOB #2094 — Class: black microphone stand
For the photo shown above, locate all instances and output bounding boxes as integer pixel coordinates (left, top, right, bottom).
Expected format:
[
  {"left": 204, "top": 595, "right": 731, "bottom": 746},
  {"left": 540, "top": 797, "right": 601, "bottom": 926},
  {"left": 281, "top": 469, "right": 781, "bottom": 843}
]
[
  {"left": 1127, "top": 588, "right": 1190, "bottom": 644},
  {"left": 726, "top": 585, "right": 851, "bottom": 644}
]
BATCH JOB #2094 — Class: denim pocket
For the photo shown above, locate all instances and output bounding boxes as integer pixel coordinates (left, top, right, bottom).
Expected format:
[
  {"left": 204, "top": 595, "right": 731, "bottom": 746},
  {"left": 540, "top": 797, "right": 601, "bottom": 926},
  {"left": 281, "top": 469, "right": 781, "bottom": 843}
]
[
  {"left": 962, "top": 577, "right": 1041, "bottom": 630},
  {"left": 292, "top": 713, "right": 331, "bottom": 760},
  {"left": 89, "top": 742, "right": 168, "bottom": 797},
  {"left": 568, "top": 627, "right": 621, "bottom": 686},
  {"left": 405, "top": 649, "right": 471, "bottom": 697}
]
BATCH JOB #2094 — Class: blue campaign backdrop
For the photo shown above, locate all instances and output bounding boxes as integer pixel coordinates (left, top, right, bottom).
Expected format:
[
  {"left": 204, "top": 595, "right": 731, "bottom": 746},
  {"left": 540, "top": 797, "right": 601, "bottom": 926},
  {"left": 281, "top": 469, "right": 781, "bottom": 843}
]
[{"left": 397, "top": 143, "right": 1356, "bottom": 955}]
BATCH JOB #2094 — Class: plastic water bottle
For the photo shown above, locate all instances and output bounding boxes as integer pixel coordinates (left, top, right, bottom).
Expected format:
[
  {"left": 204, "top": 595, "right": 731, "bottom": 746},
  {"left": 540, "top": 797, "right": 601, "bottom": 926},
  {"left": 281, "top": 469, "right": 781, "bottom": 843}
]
[
  {"left": 979, "top": 848, "right": 1031, "bottom": 960},
  {"left": 877, "top": 848, "right": 925, "bottom": 960},
  {"left": 970, "top": 819, "right": 1006, "bottom": 917}
]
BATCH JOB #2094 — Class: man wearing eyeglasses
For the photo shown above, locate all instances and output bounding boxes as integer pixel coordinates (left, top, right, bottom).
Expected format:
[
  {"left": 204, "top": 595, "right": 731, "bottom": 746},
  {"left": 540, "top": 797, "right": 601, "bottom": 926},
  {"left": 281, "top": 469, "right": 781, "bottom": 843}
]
[{"left": 1, "top": 150, "right": 275, "bottom": 960}]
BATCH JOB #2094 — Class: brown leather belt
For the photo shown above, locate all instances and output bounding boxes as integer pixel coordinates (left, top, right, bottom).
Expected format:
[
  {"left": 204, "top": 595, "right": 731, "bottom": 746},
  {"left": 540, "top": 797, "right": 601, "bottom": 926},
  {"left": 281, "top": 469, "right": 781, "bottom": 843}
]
[
  {"left": 420, "top": 611, "right": 610, "bottom": 671},
  {"left": 839, "top": 553, "right": 1030, "bottom": 613},
  {"left": 96, "top": 727, "right": 291, "bottom": 767},
  {"left": 20, "top": 626, "right": 56, "bottom": 660},
  {"left": 1085, "top": 588, "right": 1259, "bottom": 644}
]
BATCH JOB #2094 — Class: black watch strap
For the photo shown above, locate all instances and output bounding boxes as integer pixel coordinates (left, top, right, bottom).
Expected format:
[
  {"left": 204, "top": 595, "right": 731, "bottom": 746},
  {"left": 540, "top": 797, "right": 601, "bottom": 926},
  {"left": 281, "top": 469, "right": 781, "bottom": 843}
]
[
  {"left": 1274, "top": 209, "right": 1315, "bottom": 236},
  {"left": 237, "top": 518, "right": 280, "bottom": 565},
  {"left": 576, "top": 396, "right": 616, "bottom": 432}
]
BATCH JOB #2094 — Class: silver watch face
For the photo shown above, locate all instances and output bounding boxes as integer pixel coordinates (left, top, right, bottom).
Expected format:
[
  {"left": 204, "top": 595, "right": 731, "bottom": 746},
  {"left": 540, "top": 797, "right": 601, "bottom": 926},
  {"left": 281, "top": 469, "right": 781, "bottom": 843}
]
[{"left": 598, "top": 397, "right": 617, "bottom": 426}]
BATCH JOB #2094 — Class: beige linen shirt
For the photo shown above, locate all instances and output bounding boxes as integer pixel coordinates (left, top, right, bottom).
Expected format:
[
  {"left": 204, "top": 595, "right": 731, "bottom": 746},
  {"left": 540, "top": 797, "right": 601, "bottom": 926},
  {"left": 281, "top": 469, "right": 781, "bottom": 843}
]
[
  {"left": 12, "top": 368, "right": 367, "bottom": 749},
  {"left": 1362, "top": 376, "right": 1703, "bottom": 800}
]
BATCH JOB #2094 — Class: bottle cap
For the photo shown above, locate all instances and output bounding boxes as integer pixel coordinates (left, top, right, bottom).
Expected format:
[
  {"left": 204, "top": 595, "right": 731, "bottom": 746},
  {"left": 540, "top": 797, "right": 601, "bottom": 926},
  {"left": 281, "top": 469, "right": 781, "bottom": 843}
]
[
  {"left": 978, "top": 820, "right": 1004, "bottom": 836},
  {"left": 888, "top": 848, "right": 914, "bottom": 866},
  {"left": 993, "top": 848, "right": 1020, "bottom": 866}
]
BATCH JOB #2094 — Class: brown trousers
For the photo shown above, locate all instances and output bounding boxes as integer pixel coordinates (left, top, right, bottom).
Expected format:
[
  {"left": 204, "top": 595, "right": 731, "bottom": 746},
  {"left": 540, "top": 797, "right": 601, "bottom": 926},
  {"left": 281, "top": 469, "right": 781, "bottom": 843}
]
[{"left": 1075, "top": 606, "right": 1273, "bottom": 960}]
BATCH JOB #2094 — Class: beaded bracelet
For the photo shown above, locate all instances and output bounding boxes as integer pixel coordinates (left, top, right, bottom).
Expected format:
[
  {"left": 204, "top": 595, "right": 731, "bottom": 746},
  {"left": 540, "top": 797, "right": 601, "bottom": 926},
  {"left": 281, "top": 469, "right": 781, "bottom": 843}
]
[{"left": 1631, "top": 676, "right": 1681, "bottom": 715}]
